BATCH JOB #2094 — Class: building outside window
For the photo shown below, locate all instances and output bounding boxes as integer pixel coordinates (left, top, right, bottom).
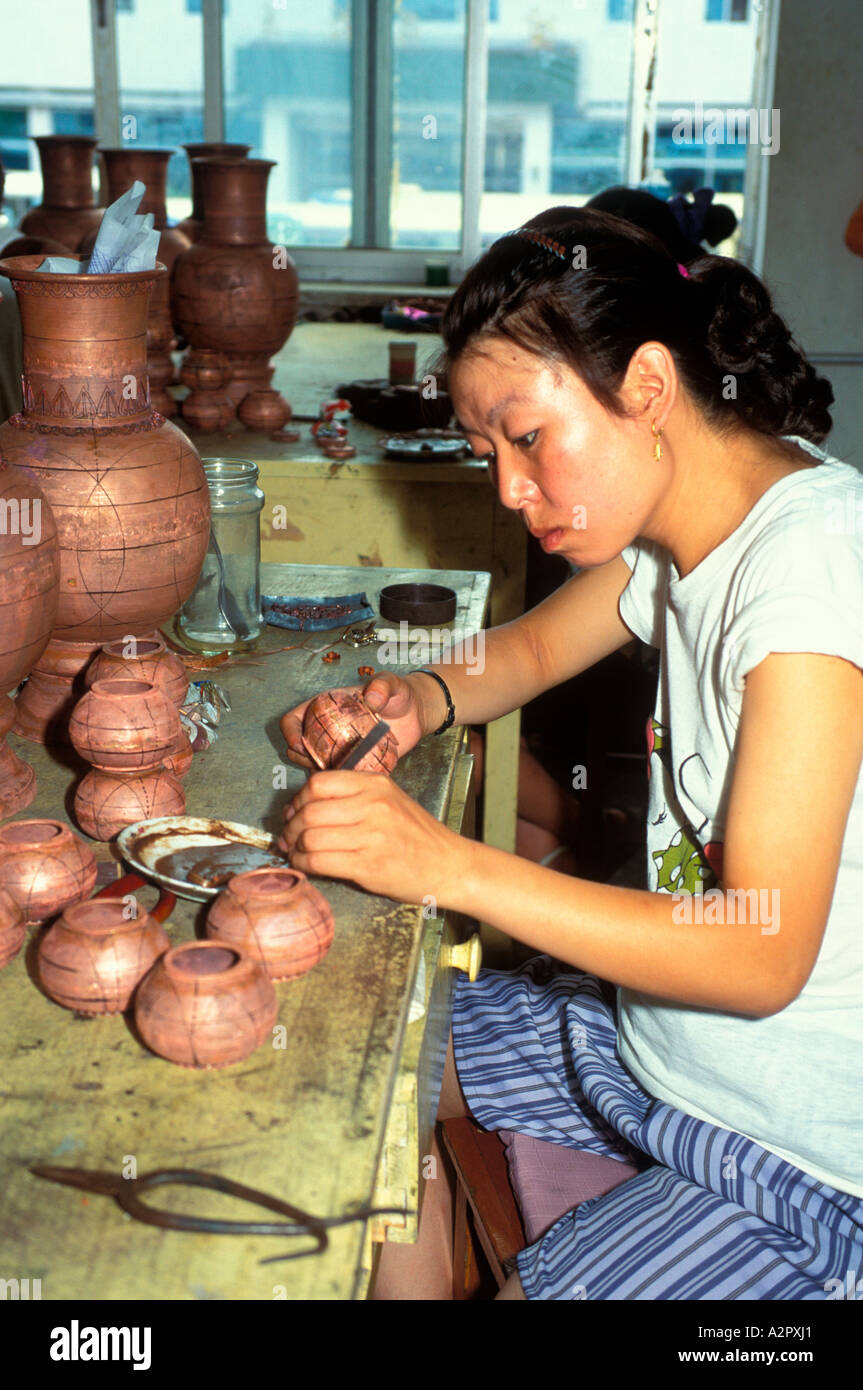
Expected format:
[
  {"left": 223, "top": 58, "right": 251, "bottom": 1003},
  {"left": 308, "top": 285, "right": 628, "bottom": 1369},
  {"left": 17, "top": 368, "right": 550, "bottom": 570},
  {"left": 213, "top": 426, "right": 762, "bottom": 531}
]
[
  {"left": 1, "top": 0, "right": 770, "bottom": 277},
  {"left": 706, "top": 0, "right": 749, "bottom": 20}
]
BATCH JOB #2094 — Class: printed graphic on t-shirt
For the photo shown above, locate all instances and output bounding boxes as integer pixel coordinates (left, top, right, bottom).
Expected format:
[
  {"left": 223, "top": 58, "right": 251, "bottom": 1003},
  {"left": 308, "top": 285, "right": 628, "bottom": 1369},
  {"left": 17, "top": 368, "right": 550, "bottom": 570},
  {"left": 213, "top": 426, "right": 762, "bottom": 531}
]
[{"left": 645, "top": 716, "right": 724, "bottom": 893}]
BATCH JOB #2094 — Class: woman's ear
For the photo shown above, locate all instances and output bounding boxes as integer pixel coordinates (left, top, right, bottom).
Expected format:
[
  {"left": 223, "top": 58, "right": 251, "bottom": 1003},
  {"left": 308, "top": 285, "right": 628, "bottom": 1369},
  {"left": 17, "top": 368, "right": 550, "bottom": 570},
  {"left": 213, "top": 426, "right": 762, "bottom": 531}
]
[{"left": 620, "top": 341, "right": 677, "bottom": 428}]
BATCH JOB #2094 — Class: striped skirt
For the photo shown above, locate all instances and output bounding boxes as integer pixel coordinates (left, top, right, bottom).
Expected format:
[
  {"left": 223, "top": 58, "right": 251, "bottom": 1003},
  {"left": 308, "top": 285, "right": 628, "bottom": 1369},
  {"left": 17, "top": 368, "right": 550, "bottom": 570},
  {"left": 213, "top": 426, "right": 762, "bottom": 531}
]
[{"left": 451, "top": 954, "right": 863, "bottom": 1300}]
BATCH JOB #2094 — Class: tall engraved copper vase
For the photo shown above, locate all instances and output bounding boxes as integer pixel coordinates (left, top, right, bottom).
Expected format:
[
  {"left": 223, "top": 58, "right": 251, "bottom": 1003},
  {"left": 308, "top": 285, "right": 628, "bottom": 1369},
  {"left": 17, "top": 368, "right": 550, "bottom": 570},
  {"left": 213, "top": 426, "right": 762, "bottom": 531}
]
[
  {"left": 177, "top": 143, "right": 251, "bottom": 243},
  {"left": 19, "top": 136, "right": 103, "bottom": 253},
  {"left": 0, "top": 143, "right": 61, "bottom": 808},
  {"left": 82, "top": 148, "right": 192, "bottom": 418},
  {"left": 0, "top": 456, "right": 60, "bottom": 814},
  {"left": 0, "top": 255, "right": 210, "bottom": 746},
  {"left": 171, "top": 158, "right": 299, "bottom": 418}
]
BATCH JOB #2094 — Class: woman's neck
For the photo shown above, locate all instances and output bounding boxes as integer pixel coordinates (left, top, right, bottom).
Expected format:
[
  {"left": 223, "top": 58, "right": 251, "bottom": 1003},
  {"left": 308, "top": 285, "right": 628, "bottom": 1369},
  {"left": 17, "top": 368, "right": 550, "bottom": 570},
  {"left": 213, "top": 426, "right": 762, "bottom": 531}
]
[{"left": 645, "top": 420, "right": 820, "bottom": 581}]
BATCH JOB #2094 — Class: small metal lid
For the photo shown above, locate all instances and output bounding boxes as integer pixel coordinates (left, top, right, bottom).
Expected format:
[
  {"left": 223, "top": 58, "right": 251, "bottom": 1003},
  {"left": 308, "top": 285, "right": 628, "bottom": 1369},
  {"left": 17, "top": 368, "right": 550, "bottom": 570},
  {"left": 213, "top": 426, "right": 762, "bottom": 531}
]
[{"left": 378, "top": 583, "right": 457, "bottom": 624}]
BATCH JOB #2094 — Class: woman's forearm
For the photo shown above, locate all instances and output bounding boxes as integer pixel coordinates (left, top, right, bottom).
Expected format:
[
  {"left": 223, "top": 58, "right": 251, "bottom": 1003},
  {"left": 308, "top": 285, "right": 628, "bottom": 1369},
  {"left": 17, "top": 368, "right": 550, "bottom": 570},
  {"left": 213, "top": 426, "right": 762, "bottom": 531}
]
[
  {"left": 399, "top": 555, "right": 637, "bottom": 739},
  {"left": 402, "top": 617, "right": 547, "bottom": 735},
  {"left": 438, "top": 836, "right": 793, "bottom": 1019}
]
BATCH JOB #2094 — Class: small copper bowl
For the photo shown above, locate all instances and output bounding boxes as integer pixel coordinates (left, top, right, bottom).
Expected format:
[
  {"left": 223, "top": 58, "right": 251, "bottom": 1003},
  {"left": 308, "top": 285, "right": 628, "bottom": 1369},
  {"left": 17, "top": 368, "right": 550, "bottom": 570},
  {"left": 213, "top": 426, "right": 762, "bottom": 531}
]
[
  {"left": 134, "top": 941, "right": 278, "bottom": 1069},
  {"left": 86, "top": 634, "right": 189, "bottom": 707},
  {"left": 69, "top": 678, "right": 182, "bottom": 772},
  {"left": 38, "top": 897, "right": 171, "bottom": 1014},
  {"left": 301, "top": 689, "right": 398, "bottom": 774},
  {"left": 206, "top": 866, "right": 334, "bottom": 980},
  {"left": 0, "top": 819, "right": 98, "bottom": 925}
]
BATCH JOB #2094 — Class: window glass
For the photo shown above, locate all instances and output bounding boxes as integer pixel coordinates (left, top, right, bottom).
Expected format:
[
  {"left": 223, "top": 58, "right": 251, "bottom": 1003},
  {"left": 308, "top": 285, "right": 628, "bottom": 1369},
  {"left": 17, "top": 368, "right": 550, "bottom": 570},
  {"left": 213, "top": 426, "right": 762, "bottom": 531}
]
[
  {"left": 223, "top": 2, "right": 352, "bottom": 248},
  {"left": 477, "top": 0, "right": 632, "bottom": 251},
  {"left": 0, "top": 0, "right": 95, "bottom": 228},
  {"left": 390, "top": 0, "right": 467, "bottom": 249},
  {"left": 653, "top": 0, "right": 760, "bottom": 249},
  {"left": 115, "top": 0, "right": 204, "bottom": 219}
]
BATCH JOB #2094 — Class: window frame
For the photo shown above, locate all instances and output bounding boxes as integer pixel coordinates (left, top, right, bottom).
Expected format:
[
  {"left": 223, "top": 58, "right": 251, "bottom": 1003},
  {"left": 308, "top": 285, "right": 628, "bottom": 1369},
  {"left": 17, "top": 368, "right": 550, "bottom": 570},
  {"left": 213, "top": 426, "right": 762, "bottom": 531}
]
[{"left": 89, "top": 0, "right": 777, "bottom": 285}]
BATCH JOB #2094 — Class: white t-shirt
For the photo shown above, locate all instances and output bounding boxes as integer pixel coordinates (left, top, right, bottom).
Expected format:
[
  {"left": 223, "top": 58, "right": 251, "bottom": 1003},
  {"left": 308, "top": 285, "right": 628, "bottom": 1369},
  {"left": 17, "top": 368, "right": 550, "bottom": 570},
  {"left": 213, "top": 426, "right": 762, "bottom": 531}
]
[{"left": 617, "top": 438, "right": 863, "bottom": 1197}]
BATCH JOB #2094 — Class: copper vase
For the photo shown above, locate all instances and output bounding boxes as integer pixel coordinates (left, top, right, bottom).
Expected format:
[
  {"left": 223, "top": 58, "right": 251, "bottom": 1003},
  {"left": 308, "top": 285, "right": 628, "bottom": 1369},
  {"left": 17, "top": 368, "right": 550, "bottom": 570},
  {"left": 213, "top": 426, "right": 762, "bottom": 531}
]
[
  {"left": 38, "top": 896, "right": 171, "bottom": 1014},
  {"left": 135, "top": 941, "right": 279, "bottom": 1068},
  {"left": 171, "top": 159, "right": 299, "bottom": 419},
  {"left": 179, "top": 349, "right": 235, "bottom": 431},
  {"left": 1, "top": 234, "right": 77, "bottom": 259},
  {"left": 301, "top": 690, "right": 399, "bottom": 773},
  {"left": 177, "top": 143, "right": 251, "bottom": 243},
  {"left": 237, "top": 390, "right": 292, "bottom": 433},
  {"left": 206, "top": 866, "right": 334, "bottom": 980},
  {"left": 81, "top": 148, "right": 192, "bottom": 418},
  {"left": 0, "top": 255, "right": 210, "bottom": 745},
  {"left": 0, "top": 818, "right": 97, "bottom": 924},
  {"left": 0, "top": 456, "right": 60, "bottom": 814},
  {"left": 19, "top": 136, "right": 103, "bottom": 252}
]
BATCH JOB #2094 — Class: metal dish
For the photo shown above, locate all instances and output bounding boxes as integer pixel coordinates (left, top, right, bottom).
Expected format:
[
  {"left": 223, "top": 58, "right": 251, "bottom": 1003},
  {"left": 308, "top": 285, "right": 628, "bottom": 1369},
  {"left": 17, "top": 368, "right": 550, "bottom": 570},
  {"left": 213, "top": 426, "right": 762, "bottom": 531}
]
[
  {"left": 381, "top": 431, "right": 468, "bottom": 460},
  {"left": 116, "top": 816, "right": 288, "bottom": 903}
]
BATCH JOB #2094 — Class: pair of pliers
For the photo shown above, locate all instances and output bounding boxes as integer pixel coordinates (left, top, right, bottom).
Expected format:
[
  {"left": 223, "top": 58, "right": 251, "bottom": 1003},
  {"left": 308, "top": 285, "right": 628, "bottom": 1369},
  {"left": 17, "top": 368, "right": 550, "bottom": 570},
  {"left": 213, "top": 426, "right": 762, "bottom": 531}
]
[{"left": 28, "top": 1164, "right": 409, "bottom": 1264}]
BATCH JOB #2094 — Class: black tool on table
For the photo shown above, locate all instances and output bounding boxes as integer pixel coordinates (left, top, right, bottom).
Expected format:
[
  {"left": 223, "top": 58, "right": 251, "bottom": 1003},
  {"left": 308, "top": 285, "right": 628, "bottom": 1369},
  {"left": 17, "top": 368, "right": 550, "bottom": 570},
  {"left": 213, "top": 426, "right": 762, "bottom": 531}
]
[
  {"left": 336, "top": 719, "right": 391, "bottom": 770},
  {"left": 29, "top": 1164, "right": 410, "bottom": 1264}
]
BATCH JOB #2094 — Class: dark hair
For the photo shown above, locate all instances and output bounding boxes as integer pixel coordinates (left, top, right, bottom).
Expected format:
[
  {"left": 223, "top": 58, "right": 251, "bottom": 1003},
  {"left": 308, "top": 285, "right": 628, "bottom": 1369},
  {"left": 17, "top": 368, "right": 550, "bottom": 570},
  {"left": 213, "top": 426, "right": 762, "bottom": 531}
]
[
  {"left": 432, "top": 205, "right": 833, "bottom": 446},
  {"left": 586, "top": 185, "right": 737, "bottom": 263}
]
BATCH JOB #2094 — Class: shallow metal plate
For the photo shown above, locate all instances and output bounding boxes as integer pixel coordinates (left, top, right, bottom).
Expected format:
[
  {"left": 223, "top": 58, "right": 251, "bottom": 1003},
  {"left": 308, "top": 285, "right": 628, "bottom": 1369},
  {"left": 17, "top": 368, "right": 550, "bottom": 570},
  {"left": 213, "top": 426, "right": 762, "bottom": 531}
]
[
  {"left": 381, "top": 433, "right": 468, "bottom": 460},
  {"left": 116, "top": 816, "right": 288, "bottom": 903}
]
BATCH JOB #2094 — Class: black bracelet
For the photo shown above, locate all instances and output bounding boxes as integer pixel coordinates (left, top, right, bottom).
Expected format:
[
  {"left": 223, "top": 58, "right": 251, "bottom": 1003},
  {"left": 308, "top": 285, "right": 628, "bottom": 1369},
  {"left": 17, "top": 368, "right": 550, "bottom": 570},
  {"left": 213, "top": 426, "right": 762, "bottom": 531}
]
[{"left": 414, "top": 669, "right": 455, "bottom": 735}]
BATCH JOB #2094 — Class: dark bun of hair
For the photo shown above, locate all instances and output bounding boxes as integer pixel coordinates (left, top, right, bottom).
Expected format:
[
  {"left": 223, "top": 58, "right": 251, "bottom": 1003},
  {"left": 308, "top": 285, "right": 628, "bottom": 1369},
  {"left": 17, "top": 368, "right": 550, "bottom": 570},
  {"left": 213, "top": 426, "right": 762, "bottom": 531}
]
[
  {"left": 702, "top": 202, "right": 737, "bottom": 248},
  {"left": 586, "top": 186, "right": 695, "bottom": 262},
  {"left": 586, "top": 184, "right": 738, "bottom": 262},
  {"left": 690, "top": 253, "right": 834, "bottom": 443}
]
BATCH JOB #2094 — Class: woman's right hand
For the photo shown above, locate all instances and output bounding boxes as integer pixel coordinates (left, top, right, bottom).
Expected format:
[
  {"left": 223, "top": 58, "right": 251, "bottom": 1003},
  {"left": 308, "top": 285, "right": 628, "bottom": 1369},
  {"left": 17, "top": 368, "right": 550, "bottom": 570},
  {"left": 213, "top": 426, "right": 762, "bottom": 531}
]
[{"left": 279, "top": 672, "right": 431, "bottom": 770}]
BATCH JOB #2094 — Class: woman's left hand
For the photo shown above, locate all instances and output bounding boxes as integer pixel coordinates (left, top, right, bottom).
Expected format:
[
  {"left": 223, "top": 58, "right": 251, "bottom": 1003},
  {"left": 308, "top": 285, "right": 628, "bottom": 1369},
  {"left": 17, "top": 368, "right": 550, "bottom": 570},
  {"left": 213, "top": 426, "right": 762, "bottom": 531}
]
[{"left": 278, "top": 769, "right": 468, "bottom": 905}]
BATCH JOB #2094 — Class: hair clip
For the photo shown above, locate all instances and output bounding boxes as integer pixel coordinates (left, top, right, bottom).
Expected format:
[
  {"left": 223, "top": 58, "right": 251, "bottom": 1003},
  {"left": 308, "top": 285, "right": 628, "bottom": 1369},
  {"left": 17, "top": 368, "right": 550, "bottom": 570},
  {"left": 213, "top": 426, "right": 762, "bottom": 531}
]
[
  {"left": 509, "top": 227, "right": 569, "bottom": 262},
  {"left": 676, "top": 262, "right": 691, "bottom": 279}
]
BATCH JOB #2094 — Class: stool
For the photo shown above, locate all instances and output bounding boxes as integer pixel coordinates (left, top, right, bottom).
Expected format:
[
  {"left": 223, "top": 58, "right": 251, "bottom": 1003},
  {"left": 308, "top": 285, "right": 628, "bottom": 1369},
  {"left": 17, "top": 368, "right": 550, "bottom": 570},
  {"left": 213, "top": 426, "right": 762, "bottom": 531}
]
[
  {"left": 440, "top": 1117, "right": 525, "bottom": 1299},
  {"left": 440, "top": 1116, "right": 641, "bottom": 1299}
]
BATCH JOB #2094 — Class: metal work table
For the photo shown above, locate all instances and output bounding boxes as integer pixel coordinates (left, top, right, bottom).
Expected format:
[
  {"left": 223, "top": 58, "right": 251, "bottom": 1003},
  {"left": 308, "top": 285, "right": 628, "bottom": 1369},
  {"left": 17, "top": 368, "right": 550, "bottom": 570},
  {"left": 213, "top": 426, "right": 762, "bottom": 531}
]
[{"left": 0, "top": 562, "right": 488, "bottom": 1301}]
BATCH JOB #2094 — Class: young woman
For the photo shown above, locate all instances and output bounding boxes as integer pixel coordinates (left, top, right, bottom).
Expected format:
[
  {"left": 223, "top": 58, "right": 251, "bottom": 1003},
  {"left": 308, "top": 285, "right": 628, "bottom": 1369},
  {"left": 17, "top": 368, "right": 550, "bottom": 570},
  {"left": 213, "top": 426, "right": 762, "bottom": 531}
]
[{"left": 279, "top": 208, "right": 863, "bottom": 1301}]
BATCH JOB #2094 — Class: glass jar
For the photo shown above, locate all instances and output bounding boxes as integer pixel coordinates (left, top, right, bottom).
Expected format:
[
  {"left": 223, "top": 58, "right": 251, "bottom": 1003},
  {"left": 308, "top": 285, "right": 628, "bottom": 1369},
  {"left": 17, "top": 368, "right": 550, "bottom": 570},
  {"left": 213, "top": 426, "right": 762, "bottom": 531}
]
[{"left": 178, "top": 459, "right": 265, "bottom": 654}]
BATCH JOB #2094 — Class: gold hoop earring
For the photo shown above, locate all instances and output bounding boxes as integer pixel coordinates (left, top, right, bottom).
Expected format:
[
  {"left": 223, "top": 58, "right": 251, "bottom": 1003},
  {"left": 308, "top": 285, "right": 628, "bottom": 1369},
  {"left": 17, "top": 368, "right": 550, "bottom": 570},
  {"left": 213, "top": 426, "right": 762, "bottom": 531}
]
[{"left": 651, "top": 420, "right": 663, "bottom": 461}]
